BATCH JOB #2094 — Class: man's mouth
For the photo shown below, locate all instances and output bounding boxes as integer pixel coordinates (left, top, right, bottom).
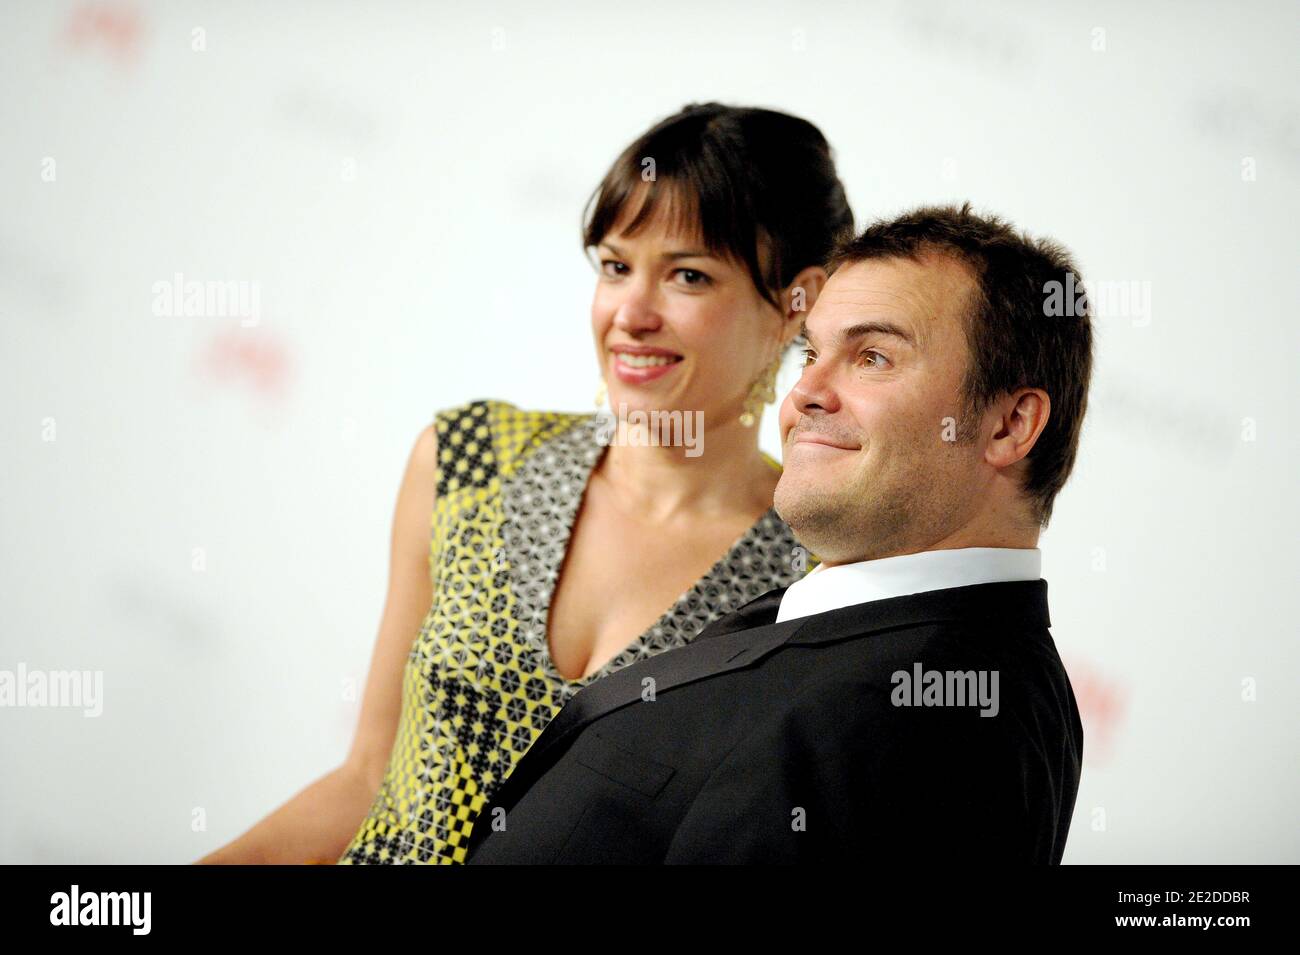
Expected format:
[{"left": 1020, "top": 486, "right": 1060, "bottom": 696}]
[{"left": 789, "top": 431, "right": 861, "bottom": 451}]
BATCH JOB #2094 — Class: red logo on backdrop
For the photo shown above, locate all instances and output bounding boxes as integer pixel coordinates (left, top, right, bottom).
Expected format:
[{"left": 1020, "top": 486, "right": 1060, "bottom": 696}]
[
  {"left": 62, "top": 2, "right": 144, "bottom": 69},
  {"left": 1061, "top": 654, "right": 1127, "bottom": 766},
  {"left": 197, "top": 330, "right": 292, "bottom": 400}
]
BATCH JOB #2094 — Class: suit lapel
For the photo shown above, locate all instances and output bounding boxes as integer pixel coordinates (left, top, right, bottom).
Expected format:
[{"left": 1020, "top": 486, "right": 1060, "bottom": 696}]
[{"left": 689, "top": 586, "right": 788, "bottom": 640}]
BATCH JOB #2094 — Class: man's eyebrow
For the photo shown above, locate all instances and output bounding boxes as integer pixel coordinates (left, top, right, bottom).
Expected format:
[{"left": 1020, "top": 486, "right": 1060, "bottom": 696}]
[
  {"left": 801, "top": 320, "right": 918, "bottom": 350},
  {"left": 600, "top": 240, "right": 716, "bottom": 261}
]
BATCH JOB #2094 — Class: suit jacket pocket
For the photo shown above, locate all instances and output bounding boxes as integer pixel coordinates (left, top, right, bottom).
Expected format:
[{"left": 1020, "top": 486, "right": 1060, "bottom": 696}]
[{"left": 572, "top": 730, "right": 676, "bottom": 798}]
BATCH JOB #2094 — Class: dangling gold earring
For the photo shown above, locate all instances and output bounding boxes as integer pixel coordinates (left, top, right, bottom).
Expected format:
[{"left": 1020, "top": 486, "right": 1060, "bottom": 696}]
[
  {"left": 739, "top": 356, "right": 781, "bottom": 427},
  {"left": 594, "top": 376, "right": 607, "bottom": 409}
]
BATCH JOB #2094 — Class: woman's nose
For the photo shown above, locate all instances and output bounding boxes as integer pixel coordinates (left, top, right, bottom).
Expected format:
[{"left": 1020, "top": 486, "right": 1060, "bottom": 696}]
[{"left": 612, "top": 291, "right": 663, "bottom": 334}]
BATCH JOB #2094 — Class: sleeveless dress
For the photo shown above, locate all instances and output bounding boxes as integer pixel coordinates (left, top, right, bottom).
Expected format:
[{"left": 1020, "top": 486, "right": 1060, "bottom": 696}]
[{"left": 337, "top": 398, "right": 815, "bottom": 864}]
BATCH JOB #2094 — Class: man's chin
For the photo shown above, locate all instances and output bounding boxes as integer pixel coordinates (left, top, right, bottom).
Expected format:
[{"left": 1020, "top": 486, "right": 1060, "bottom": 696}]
[{"left": 773, "top": 479, "right": 836, "bottom": 533}]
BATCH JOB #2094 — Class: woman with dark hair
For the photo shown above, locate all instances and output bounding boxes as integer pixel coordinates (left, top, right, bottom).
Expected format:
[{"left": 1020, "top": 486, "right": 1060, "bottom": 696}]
[{"left": 197, "top": 102, "right": 854, "bottom": 865}]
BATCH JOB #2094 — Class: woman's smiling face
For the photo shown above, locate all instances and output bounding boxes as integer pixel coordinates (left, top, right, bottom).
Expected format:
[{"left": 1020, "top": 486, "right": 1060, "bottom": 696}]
[{"left": 590, "top": 183, "right": 788, "bottom": 427}]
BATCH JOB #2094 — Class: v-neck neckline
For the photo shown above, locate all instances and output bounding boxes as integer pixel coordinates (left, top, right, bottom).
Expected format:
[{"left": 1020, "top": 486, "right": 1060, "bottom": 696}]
[{"left": 499, "top": 412, "right": 782, "bottom": 693}]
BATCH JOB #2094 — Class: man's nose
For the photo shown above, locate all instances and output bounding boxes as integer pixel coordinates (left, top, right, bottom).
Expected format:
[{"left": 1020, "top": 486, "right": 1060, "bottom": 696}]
[{"left": 788, "top": 359, "right": 840, "bottom": 415}]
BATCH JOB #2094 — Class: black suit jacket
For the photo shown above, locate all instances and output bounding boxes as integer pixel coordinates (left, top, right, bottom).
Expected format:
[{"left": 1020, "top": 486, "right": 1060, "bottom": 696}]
[{"left": 464, "top": 579, "right": 1083, "bottom": 864}]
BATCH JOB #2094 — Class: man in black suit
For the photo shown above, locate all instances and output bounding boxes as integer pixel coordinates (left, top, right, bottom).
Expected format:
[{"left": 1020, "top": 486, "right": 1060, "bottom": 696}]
[{"left": 465, "top": 202, "right": 1093, "bottom": 864}]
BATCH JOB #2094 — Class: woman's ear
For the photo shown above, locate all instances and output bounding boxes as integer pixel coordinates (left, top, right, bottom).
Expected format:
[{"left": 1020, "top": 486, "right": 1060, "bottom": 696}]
[{"left": 780, "top": 266, "right": 829, "bottom": 340}]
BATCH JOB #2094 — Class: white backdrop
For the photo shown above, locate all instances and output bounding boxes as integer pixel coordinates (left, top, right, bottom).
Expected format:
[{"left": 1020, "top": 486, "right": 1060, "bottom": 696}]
[{"left": 2, "top": 0, "right": 1296, "bottom": 864}]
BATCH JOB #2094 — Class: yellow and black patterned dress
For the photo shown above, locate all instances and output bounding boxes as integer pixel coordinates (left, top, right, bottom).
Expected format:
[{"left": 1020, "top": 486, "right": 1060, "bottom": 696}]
[{"left": 337, "top": 398, "right": 812, "bottom": 864}]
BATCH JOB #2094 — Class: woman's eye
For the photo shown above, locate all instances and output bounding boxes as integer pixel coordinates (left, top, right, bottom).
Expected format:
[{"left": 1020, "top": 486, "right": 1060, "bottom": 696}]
[
  {"left": 799, "top": 348, "right": 817, "bottom": 366},
  {"left": 673, "top": 268, "right": 711, "bottom": 287},
  {"left": 600, "top": 259, "right": 628, "bottom": 277}
]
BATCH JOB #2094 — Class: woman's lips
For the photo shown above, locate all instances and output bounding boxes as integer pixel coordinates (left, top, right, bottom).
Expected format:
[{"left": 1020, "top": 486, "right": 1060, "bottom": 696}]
[{"left": 611, "top": 351, "right": 683, "bottom": 384}]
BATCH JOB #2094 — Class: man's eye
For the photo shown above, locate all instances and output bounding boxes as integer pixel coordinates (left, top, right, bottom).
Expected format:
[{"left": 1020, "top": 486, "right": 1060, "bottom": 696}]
[
  {"left": 860, "top": 349, "right": 890, "bottom": 369},
  {"left": 799, "top": 348, "right": 816, "bottom": 367}
]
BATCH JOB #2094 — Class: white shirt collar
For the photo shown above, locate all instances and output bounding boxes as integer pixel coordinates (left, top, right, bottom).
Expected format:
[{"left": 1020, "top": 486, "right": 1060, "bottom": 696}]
[{"left": 776, "top": 547, "right": 1042, "bottom": 623}]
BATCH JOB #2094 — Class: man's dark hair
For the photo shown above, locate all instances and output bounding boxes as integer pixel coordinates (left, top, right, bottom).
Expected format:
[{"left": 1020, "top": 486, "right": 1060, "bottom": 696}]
[{"left": 826, "top": 202, "right": 1093, "bottom": 527}]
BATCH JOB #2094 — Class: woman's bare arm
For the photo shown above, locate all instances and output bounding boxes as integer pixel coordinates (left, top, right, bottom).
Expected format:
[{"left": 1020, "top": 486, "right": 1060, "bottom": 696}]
[{"left": 196, "top": 424, "right": 439, "bottom": 864}]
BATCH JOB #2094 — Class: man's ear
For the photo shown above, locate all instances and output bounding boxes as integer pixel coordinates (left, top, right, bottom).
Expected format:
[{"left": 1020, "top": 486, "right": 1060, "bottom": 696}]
[
  {"left": 985, "top": 388, "right": 1051, "bottom": 470},
  {"left": 780, "top": 266, "right": 829, "bottom": 340}
]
